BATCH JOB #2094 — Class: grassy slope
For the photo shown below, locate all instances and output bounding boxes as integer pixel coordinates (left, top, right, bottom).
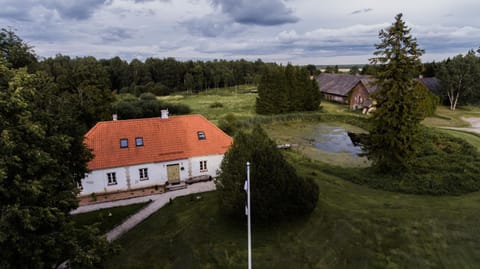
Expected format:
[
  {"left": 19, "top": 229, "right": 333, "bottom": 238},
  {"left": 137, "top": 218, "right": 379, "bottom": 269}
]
[
  {"left": 103, "top": 92, "right": 480, "bottom": 268},
  {"left": 72, "top": 202, "right": 150, "bottom": 234},
  {"left": 438, "top": 129, "right": 480, "bottom": 151},
  {"left": 104, "top": 154, "right": 480, "bottom": 268}
]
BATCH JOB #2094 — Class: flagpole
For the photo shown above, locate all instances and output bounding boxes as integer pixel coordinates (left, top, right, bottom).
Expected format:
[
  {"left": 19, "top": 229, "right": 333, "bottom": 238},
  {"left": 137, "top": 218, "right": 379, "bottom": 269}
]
[{"left": 246, "top": 161, "right": 252, "bottom": 269}]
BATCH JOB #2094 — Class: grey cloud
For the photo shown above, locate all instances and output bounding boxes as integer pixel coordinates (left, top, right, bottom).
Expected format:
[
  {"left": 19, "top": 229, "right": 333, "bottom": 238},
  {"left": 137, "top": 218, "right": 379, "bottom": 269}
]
[
  {"left": 101, "top": 27, "right": 134, "bottom": 42},
  {"left": 181, "top": 0, "right": 298, "bottom": 38},
  {"left": 413, "top": 25, "right": 480, "bottom": 54},
  {"left": 0, "top": 0, "right": 107, "bottom": 22},
  {"left": 181, "top": 15, "right": 245, "bottom": 37},
  {"left": 351, "top": 8, "right": 373, "bottom": 15},
  {"left": 22, "top": 23, "right": 73, "bottom": 42},
  {"left": 134, "top": 0, "right": 170, "bottom": 3},
  {"left": 43, "top": 0, "right": 107, "bottom": 20},
  {"left": 0, "top": 0, "right": 37, "bottom": 21},
  {"left": 192, "top": 23, "right": 383, "bottom": 59},
  {"left": 210, "top": 0, "right": 299, "bottom": 26},
  {"left": 0, "top": 8, "right": 31, "bottom": 22},
  {"left": 271, "top": 23, "right": 480, "bottom": 61},
  {"left": 197, "top": 41, "right": 275, "bottom": 56},
  {"left": 115, "top": 51, "right": 155, "bottom": 61}
]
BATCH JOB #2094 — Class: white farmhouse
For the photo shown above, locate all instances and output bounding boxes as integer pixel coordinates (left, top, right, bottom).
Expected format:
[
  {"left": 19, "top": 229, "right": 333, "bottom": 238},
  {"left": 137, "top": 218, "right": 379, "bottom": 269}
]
[{"left": 79, "top": 111, "right": 232, "bottom": 197}]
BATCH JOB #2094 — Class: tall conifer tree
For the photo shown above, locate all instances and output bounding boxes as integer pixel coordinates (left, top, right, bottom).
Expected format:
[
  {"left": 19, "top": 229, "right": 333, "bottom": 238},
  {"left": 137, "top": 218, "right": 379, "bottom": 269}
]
[
  {"left": 256, "top": 65, "right": 320, "bottom": 114},
  {"left": 217, "top": 126, "right": 318, "bottom": 222},
  {"left": 366, "top": 13, "right": 425, "bottom": 171}
]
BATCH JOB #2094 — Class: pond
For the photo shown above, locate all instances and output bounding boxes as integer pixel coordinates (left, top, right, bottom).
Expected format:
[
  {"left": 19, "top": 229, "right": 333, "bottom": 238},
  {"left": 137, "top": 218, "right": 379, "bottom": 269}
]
[
  {"left": 312, "top": 125, "right": 363, "bottom": 156},
  {"left": 265, "top": 121, "right": 370, "bottom": 167}
]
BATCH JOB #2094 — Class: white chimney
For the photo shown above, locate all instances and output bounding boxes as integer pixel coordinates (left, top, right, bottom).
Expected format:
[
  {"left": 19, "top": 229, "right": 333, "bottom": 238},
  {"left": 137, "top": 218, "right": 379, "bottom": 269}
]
[
  {"left": 160, "top": 109, "right": 169, "bottom": 119},
  {"left": 112, "top": 114, "right": 118, "bottom": 121}
]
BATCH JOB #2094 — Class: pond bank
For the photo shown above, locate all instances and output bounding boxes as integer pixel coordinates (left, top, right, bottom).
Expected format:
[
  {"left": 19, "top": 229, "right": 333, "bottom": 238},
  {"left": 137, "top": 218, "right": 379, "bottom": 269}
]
[{"left": 265, "top": 121, "right": 370, "bottom": 167}]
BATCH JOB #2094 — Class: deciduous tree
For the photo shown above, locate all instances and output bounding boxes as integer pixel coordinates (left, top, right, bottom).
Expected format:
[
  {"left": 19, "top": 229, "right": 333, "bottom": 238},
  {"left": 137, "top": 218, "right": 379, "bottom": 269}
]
[
  {"left": 0, "top": 62, "right": 112, "bottom": 269},
  {"left": 436, "top": 51, "right": 480, "bottom": 110},
  {"left": 0, "top": 28, "right": 37, "bottom": 69}
]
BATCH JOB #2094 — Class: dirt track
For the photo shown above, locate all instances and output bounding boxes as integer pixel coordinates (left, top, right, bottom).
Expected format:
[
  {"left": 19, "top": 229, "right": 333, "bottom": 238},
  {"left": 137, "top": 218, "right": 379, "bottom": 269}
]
[
  {"left": 443, "top": 117, "right": 480, "bottom": 134},
  {"left": 464, "top": 117, "right": 480, "bottom": 128}
]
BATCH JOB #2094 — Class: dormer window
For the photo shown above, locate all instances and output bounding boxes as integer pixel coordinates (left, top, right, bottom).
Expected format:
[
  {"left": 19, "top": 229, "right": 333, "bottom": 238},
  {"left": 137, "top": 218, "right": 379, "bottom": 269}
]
[
  {"left": 197, "top": 131, "right": 206, "bottom": 140},
  {"left": 120, "top": 138, "right": 128, "bottom": 148},
  {"left": 135, "top": 137, "right": 144, "bottom": 147}
]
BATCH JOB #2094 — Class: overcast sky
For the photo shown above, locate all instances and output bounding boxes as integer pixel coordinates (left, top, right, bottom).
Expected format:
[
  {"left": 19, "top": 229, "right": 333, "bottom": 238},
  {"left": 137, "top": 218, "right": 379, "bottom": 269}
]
[{"left": 1, "top": 0, "right": 479, "bottom": 64}]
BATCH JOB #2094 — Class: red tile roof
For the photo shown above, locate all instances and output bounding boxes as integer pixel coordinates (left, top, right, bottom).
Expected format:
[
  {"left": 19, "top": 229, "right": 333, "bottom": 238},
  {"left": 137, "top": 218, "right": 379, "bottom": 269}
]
[{"left": 85, "top": 115, "right": 233, "bottom": 170}]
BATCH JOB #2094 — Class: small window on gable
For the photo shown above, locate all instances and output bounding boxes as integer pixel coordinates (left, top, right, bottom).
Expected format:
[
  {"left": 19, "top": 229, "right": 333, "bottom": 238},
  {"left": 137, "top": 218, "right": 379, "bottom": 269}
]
[
  {"left": 197, "top": 131, "right": 206, "bottom": 140},
  {"left": 120, "top": 138, "right": 128, "bottom": 148},
  {"left": 135, "top": 137, "right": 144, "bottom": 147}
]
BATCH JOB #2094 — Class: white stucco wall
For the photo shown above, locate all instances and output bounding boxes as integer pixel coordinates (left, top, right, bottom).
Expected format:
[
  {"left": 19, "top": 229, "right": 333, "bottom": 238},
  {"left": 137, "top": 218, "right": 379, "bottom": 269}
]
[
  {"left": 79, "top": 155, "right": 224, "bottom": 196},
  {"left": 189, "top": 154, "right": 224, "bottom": 177}
]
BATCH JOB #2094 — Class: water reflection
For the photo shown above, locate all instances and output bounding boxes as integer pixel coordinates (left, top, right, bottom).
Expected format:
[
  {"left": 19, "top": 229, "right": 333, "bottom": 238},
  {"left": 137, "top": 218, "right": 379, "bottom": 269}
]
[{"left": 313, "top": 125, "right": 363, "bottom": 156}]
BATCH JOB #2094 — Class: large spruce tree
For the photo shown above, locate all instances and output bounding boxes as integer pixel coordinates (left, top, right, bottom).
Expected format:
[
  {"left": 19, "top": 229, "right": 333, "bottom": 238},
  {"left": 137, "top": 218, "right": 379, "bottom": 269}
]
[
  {"left": 217, "top": 126, "right": 319, "bottom": 222},
  {"left": 366, "top": 13, "right": 425, "bottom": 171}
]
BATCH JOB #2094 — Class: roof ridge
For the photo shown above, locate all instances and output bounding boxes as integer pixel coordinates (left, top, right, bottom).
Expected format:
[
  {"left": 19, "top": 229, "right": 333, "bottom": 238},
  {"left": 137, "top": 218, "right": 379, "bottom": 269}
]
[{"left": 92, "top": 114, "right": 207, "bottom": 124}]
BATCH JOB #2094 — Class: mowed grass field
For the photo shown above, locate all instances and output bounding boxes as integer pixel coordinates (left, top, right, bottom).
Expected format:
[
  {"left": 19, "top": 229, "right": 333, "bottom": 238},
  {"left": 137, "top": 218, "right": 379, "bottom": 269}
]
[
  {"left": 102, "top": 88, "right": 480, "bottom": 268},
  {"left": 104, "top": 153, "right": 480, "bottom": 268},
  {"left": 159, "top": 85, "right": 257, "bottom": 124}
]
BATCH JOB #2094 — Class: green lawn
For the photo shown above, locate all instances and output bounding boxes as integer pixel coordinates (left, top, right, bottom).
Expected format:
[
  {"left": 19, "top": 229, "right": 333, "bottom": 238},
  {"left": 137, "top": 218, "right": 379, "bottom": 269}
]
[
  {"left": 72, "top": 202, "right": 150, "bottom": 234},
  {"left": 103, "top": 154, "right": 480, "bottom": 268},
  {"left": 101, "top": 92, "right": 480, "bottom": 268},
  {"left": 159, "top": 85, "right": 257, "bottom": 124}
]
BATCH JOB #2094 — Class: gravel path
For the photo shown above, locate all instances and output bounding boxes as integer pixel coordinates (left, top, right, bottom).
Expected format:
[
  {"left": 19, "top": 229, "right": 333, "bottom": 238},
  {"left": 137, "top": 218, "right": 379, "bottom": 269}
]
[
  {"left": 441, "top": 117, "right": 480, "bottom": 134},
  {"left": 71, "top": 181, "right": 216, "bottom": 242}
]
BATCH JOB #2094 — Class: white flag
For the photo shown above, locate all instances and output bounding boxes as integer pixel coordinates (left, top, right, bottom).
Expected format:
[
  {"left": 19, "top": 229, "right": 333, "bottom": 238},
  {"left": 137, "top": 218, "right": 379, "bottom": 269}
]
[{"left": 244, "top": 180, "right": 248, "bottom": 216}]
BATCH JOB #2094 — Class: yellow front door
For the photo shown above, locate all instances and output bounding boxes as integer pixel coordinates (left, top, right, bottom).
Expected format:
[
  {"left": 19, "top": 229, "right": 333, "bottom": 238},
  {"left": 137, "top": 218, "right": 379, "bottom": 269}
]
[{"left": 167, "top": 164, "right": 180, "bottom": 184}]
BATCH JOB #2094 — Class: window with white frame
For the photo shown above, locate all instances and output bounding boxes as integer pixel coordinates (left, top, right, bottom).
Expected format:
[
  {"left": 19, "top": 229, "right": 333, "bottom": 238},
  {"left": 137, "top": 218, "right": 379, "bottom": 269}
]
[
  {"left": 107, "top": 172, "right": 117, "bottom": 185},
  {"left": 139, "top": 168, "right": 148, "bottom": 180},
  {"left": 200, "top": 160, "right": 207, "bottom": 172}
]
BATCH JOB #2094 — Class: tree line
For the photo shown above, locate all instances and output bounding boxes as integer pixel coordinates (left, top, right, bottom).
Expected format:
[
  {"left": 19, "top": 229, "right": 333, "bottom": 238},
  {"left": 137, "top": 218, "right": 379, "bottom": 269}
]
[
  {"left": 39, "top": 55, "right": 270, "bottom": 95},
  {"left": 256, "top": 64, "right": 321, "bottom": 114}
]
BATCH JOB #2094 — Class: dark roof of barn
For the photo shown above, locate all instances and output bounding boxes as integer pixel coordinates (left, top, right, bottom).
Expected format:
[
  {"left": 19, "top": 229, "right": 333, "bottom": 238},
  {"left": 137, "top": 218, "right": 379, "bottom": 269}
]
[
  {"left": 316, "top": 73, "right": 378, "bottom": 97},
  {"left": 418, "top": 77, "right": 441, "bottom": 95}
]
